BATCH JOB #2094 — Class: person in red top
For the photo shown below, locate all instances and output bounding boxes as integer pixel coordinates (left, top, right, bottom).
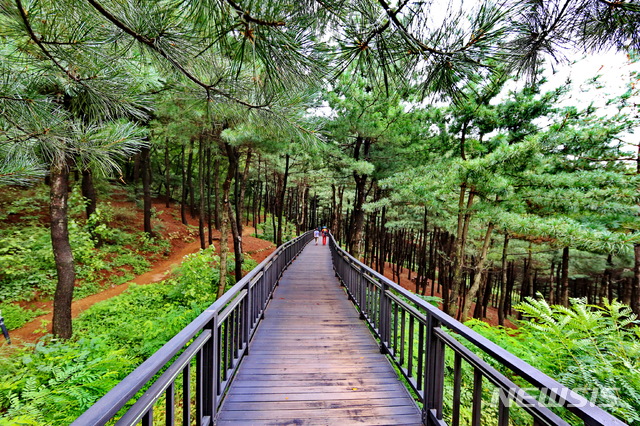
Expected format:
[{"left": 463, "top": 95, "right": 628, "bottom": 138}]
[{"left": 321, "top": 228, "right": 329, "bottom": 245}]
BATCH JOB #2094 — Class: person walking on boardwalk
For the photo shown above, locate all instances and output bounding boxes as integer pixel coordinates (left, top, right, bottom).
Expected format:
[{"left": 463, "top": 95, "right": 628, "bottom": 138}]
[
  {"left": 321, "top": 227, "right": 329, "bottom": 245},
  {"left": 314, "top": 228, "right": 320, "bottom": 245}
]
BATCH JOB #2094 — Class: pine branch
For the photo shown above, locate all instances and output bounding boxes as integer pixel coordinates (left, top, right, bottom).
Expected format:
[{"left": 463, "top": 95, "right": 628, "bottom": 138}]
[
  {"left": 84, "top": 0, "right": 269, "bottom": 110},
  {"left": 224, "top": 0, "right": 285, "bottom": 27},
  {"left": 15, "top": 0, "right": 83, "bottom": 83}
]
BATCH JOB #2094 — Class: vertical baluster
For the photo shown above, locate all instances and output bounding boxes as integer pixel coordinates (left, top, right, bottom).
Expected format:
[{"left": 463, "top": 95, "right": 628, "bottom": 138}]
[
  {"left": 244, "top": 289, "right": 251, "bottom": 354},
  {"left": 216, "top": 324, "right": 222, "bottom": 399},
  {"left": 231, "top": 309, "right": 238, "bottom": 362},
  {"left": 364, "top": 271, "right": 370, "bottom": 317},
  {"left": 407, "top": 315, "right": 414, "bottom": 378},
  {"left": 183, "top": 364, "right": 191, "bottom": 426},
  {"left": 399, "top": 308, "right": 406, "bottom": 364},
  {"left": 417, "top": 321, "right": 425, "bottom": 393},
  {"left": 376, "top": 280, "right": 382, "bottom": 333},
  {"left": 211, "top": 314, "right": 219, "bottom": 419},
  {"left": 498, "top": 388, "right": 510, "bottom": 426},
  {"left": 392, "top": 301, "right": 399, "bottom": 356},
  {"left": 166, "top": 381, "right": 175, "bottom": 426},
  {"left": 237, "top": 301, "right": 242, "bottom": 355},
  {"left": 195, "top": 349, "right": 203, "bottom": 423},
  {"left": 471, "top": 368, "right": 483, "bottom": 426},
  {"left": 142, "top": 408, "right": 152, "bottom": 426},
  {"left": 223, "top": 318, "right": 229, "bottom": 381},
  {"left": 452, "top": 353, "right": 462, "bottom": 426},
  {"left": 434, "top": 335, "right": 445, "bottom": 419},
  {"left": 381, "top": 280, "right": 390, "bottom": 351},
  {"left": 424, "top": 315, "right": 445, "bottom": 422},
  {"left": 200, "top": 317, "right": 215, "bottom": 421},
  {"left": 359, "top": 268, "right": 366, "bottom": 319}
]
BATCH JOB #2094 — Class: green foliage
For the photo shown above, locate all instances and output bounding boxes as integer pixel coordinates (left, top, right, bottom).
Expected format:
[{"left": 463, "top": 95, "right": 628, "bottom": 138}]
[
  {"left": 467, "top": 298, "right": 640, "bottom": 424},
  {"left": 0, "top": 227, "right": 57, "bottom": 302},
  {"left": 0, "top": 304, "right": 47, "bottom": 331},
  {"left": 416, "top": 294, "right": 441, "bottom": 307},
  {"left": 0, "top": 187, "right": 174, "bottom": 305},
  {"left": 256, "top": 214, "right": 298, "bottom": 243},
  {"left": 0, "top": 187, "right": 49, "bottom": 224},
  {"left": 0, "top": 338, "right": 135, "bottom": 425},
  {"left": 0, "top": 245, "right": 231, "bottom": 424},
  {"left": 169, "top": 246, "right": 221, "bottom": 306}
]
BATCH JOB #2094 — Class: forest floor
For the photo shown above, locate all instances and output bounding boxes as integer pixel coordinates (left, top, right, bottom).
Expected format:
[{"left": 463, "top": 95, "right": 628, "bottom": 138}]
[
  {"left": 8, "top": 195, "right": 276, "bottom": 345},
  {"left": 6, "top": 188, "right": 511, "bottom": 346}
]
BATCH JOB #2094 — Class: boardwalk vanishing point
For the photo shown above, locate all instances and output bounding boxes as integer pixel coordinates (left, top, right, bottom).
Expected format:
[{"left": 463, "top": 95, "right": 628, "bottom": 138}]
[{"left": 216, "top": 241, "right": 423, "bottom": 425}]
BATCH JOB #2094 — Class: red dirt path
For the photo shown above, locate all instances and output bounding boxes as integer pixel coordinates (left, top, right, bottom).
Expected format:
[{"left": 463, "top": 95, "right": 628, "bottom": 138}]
[{"left": 6, "top": 198, "right": 275, "bottom": 346}]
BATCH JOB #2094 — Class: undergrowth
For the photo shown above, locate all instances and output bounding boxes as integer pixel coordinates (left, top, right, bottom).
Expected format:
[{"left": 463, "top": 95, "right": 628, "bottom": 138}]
[
  {"left": 0, "top": 245, "right": 240, "bottom": 425},
  {"left": 466, "top": 297, "right": 640, "bottom": 425},
  {"left": 0, "top": 187, "right": 171, "bottom": 329}
]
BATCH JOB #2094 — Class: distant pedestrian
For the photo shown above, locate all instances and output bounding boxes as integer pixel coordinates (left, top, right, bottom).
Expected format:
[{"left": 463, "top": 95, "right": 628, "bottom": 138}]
[
  {"left": 322, "top": 228, "right": 329, "bottom": 245},
  {"left": 314, "top": 229, "right": 320, "bottom": 245}
]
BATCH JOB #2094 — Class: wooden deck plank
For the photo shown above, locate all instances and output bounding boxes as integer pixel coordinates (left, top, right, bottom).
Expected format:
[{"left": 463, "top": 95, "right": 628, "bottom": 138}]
[
  {"left": 216, "top": 242, "right": 422, "bottom": 425},
  {"left": 216, "top": 417, "right": 423, "bottom": 426},
  {"left": 225, "top": 390, "right": 414, "bottom": 402}
]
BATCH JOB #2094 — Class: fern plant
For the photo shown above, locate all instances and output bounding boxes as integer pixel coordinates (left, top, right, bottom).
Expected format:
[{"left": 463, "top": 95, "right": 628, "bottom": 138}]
[{"left": 468, "top": 297, "right": 640, "bottom": 425}]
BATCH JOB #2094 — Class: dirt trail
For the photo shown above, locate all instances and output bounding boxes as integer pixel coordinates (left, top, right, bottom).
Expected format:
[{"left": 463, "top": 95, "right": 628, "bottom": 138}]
[{"left": 7, "top": 227, "right": 274, "bottom": 345}]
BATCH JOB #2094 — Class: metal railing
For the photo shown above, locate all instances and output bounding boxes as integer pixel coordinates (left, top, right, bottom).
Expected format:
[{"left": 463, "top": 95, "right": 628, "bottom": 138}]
[
  {"left": 329, "top": 235, "right": 626, "bottom": 426},
  {"left": 73, "top": 231, "right": 313, "bottom": 426}
]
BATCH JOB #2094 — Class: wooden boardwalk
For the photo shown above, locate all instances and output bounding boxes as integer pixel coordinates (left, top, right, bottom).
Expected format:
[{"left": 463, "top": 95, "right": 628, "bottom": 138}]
[{"left": 216, "top": 241, "right": 423, "bottom": 425}]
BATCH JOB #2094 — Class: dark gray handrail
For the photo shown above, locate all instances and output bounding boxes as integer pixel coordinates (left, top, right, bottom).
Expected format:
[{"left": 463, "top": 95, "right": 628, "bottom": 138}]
[
  {"left": 329, "top": 234, "right": 627, "bottom": 426},
  {"left": 72, "top": 231, "right": 313, "bottom": 426}
]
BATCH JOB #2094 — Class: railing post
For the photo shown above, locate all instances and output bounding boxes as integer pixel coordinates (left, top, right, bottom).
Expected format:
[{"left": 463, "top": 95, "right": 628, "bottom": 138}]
[
  {"left": 423, "top": 314, "right": 444, "bottom": 425},
  {"left": 358, "top": 267, "right": 366, "bottom": 320},
  {"left": 244, "top": 282, "right": 251, "bottom": 356},
  {"left": 0, "top": 310, "right": 10, "bottom": 345},
  {"left": 379, "top": 279, "right": 390, "bottom": 353},
  {"left": 199, "top": 317, "right": 216, "bottom": 424},
  {"left": 209, "top": 314, "right": 219, "bottom": 421}
]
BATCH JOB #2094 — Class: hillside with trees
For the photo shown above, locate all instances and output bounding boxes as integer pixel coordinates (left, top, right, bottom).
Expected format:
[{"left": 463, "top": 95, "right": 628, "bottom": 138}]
[{"left": 1, "top": 0, "right": 640, "bottom": 424}]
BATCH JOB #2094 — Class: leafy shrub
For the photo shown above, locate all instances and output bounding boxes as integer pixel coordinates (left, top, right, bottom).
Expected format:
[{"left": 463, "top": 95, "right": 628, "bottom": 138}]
[
  {"left": 255, "top": 215, "right": 298, "bottom": 243},
  {"left": 467, "top": 297, "right": 640, "bottom": 425},
  {"left": 73, "top": 283, "right": 200, "bottom": 358},
  {"left": 0, "top": 228, "right": 56, "bottom": 302},
  {"left": 168, "top": 246, "right": 220, "bottom": 306},
  {"left": 0, "top": 338, "right": 135, "bottom": 425}
]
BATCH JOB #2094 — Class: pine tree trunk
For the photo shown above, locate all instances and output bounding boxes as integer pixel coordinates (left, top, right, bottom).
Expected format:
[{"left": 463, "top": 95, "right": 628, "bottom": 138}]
[
  {"left": 461, "top": 223, "right": 494, "bottom": 322},
  {"left": 497, "top": 234, "right": 509, "bottom": 326},
  {"left": 141, "top": 145, "right": 153, "bottom": 236},
  {"left": 206, "top": 142, "right": 213, "bottom": 245},
  {"left": 218, "top": 157, "right": 234, "bottom": 298},
  {"left": 236, "top": 149, "right": 252, "bottom": 236},
  {"left": 348, "top": 137, "right": 372, "bottom": 258},
  {"left": 81, "top": 168, "right": 96, "bottom": 219},
  {"left": 187, "top": 139, "right": 196, "bottom": 219},
  {"left": 276, "top": 154, "right": 290, "bottom": 247},
  {"left": 560, "top": 247, "right": 570, "bottom": 307},
  {"left": 198, "top": 135, "right": 206, "bottom": 249},
  {"left": 223, "top": 143, "right": 242, "bottom": 280},
  {"left": 336, "top": 186, "right": 344, "bottom": 243},
  {"left": 213, "top": 157, "right": 221, "bottom": 229},
  {"left": 449, "top": 185, "right": 474, "bottom": 317},
  {"left": 51, "top": 160, "right": 75, "bottom": 339},
  {"left": 164, "top": 138, "right": 171, "bottom": 208},
  {"left": 133, "top": 153, "right": 141, "bottom": 195},
  {"left": 180, "top": 144, "right": 188, "bottom": 225}
]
